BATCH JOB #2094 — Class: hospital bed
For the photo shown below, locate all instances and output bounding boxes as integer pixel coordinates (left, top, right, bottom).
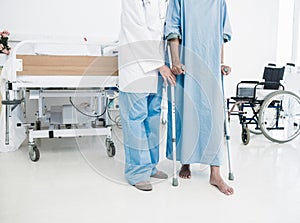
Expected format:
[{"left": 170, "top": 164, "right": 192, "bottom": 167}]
[
  {"left": 1, "top": 40, "right": 119, "bottom": 161},
  {"left": 227, "top": 63, "right": 300, "bottom": 145}
]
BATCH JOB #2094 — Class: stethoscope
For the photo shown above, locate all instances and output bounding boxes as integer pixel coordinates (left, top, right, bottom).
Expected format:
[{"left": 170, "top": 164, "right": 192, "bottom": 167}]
[
  {"left": 141, "top": 0, "right": 168, "bottom": 20},
  {"left": 142, "top": 0, "right": 168, "bottom": 7},
  {"left": 142, "top": 0, "right": 151, "bottom": 7}
]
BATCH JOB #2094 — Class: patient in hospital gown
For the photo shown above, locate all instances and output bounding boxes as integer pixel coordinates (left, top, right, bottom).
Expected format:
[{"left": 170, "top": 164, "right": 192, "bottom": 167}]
[{"left": 165, "top": 0, "right": 234, "bottom": 195}]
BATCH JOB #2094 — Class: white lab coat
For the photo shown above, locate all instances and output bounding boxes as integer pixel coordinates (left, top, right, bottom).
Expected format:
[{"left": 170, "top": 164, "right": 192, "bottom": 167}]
[{"left": 118, "top": 0, "right": 168, "bottom": 93}]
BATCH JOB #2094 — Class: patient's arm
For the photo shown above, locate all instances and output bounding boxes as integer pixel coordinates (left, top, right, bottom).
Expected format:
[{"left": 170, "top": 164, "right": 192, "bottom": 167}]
[
  {"left": 169, "top": 38, "right": 185, "bottom": 75},
  {"left": 221, "top": 45, "right": 231, "bottom": 75}
]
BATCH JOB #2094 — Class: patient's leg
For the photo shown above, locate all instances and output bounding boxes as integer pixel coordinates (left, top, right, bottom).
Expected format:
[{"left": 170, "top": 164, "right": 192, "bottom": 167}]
[
  {"left": 209, "top": 166, "right": 234, "bottom": 195},
  {"left": 179, "top": 164, "right": 191, "bottom": 179}
]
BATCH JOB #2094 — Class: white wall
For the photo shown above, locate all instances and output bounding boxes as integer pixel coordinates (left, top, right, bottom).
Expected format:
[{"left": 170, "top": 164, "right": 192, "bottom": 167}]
[
  {"left": 0, "top": 0, "right": 121, "bottom": 41},
  {"left": 0, "top": 0, "right": 281, "bottom": 96},
  {"left": 277, "top": 0, "right": 294, "bottom": 66},
  {"left": 294, "top": 0, "right": 300, "bottom": 65},
  {"left": 225, "top": 0, "right": 280, "bottom": 95}
]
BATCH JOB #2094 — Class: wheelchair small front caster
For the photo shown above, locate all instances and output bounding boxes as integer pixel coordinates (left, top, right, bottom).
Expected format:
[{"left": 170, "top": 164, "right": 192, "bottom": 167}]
[{"left": 241, "top": 127, "right": 250, "bottom": 145}]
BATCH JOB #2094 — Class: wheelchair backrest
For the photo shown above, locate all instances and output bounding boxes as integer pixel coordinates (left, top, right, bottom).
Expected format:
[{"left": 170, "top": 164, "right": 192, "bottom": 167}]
[{"left": 262, "top": 66, "right": 285, "bottom": 90}]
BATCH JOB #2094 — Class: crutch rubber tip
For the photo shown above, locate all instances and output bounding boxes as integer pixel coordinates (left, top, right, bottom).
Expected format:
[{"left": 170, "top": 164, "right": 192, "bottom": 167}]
[
  {"left": 172, "top": 178, "right": 179, "bottom": 187},
  {"left": 228, "top": 173, "right": 234, "bottom": 181}
]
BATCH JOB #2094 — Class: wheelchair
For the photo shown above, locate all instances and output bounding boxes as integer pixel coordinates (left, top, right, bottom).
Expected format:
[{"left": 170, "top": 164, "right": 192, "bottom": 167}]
[{"left": 228, "top": 64, "right": 300, "bottom": 145}]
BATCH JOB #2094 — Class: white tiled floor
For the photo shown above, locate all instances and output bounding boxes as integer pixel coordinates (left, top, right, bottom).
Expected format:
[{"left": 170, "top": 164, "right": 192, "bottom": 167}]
[{"left": 1, "top": 120, "right": 300, "bottom": 223}]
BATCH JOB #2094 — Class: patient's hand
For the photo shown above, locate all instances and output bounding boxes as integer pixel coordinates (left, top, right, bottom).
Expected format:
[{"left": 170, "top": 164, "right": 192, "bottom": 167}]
[
  {"left": 221, "top": 65, "right": 231, "bottom": 75},
  {"left": 172, "top": 63, "right": 185, "bottom": 75}
]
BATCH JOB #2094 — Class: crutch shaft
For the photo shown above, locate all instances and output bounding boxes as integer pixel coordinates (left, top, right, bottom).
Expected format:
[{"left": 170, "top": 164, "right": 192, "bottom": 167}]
[
  {"left": 167, "top": 43, "right": 179, "bottom": 186},
  {"left": 222, "top": 77, "right": 234, "bottom": 181},
  {"left": 171, "top": 86, "right": 178, "bottom": 186}
]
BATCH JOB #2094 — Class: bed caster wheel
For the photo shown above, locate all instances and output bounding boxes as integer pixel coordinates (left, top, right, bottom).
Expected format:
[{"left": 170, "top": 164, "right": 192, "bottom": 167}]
[
  {"left": 35, "top": 120, "right": 41, "bottom": 130},
  {"left": 29, "top": 145, "right": 40, "bottom": 162},
  {"left": 65, "top": 124, "right": 72, "bottom": 129},
  {"left": 106, "top": 139, "right": 116, "bottom": 157},
  {"left": 241, "top": 127, "right": 250, "bottom": 145}
]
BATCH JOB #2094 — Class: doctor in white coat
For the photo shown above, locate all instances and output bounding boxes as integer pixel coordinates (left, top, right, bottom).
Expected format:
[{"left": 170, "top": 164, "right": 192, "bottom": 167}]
[{"left": 118, "top": 0, "right": 176, "bottom": 191}]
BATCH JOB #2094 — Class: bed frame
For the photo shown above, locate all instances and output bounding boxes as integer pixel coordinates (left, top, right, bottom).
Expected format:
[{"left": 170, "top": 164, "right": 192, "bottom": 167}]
[{"left": 2, "top": 41, "right": 119, "bottom": 161}]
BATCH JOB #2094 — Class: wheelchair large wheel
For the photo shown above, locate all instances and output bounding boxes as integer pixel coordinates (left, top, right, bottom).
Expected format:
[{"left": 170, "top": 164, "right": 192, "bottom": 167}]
[{"left": 259, "top": 90, "right": 300, "bottom": 143}]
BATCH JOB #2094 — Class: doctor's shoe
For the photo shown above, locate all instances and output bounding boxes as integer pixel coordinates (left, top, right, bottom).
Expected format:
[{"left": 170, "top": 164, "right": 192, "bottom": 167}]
[
  {"left": 134, "top": 181, "right": 152, "bottom": 191},
  {"left": 151, "top": 170, "right": 168, "bottom": 179}
]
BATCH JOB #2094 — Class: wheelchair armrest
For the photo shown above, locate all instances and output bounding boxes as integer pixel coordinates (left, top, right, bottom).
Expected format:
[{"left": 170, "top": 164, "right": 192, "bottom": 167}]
[
  {"left": 239, "top": 81, "right": 260, "bottom": 84},
  {"left": 250, "top": 82, "right": 284, "bottom": 99},
  {"left": 235, "top": 80, "right": 260, "bottom": 98},
  {"left": 255, "top": 81, "right": 285, "bottom": 91},
  {"left": 236, "top": 81, "right": 260, "bottom": 91}
]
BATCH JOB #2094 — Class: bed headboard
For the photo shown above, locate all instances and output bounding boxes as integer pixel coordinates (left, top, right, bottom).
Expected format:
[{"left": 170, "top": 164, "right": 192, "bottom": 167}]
[{"left": 16, "top": 55, "right": 118, "bottom": 76}]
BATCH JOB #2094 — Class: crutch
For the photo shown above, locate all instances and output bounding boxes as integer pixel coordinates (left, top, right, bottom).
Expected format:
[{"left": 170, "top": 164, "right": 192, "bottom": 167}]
[
  {"left": 221, "top": 74, "right": 234, "bottom": 181},
  {"left": 167, "top": 44, "right": 179, "bottom": 187}
]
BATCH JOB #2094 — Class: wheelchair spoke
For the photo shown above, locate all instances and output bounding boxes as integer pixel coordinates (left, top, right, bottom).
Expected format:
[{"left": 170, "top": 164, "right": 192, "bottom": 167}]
[{"left": 259, "top": 91, "right": 300, "bottom": 143}]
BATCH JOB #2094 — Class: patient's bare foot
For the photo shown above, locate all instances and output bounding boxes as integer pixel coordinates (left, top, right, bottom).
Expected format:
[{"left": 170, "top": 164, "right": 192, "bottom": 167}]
[
  {"left": 209, "top": 166, "right": 234, "bottom": 196},
  {"left": 179, "top": 164, "right": 191, "bottom": 179}
]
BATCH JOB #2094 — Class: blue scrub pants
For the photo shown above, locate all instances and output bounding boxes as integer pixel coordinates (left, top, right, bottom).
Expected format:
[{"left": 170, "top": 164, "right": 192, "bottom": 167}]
[{"left": 119, "top": 90, "right": 162, "bottom": 185}]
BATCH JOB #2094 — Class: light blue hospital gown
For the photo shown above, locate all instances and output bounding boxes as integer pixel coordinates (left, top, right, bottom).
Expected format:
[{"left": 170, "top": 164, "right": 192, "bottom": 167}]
[{"left": 165, "top": 0, "right": 232, "bottom": 165}]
